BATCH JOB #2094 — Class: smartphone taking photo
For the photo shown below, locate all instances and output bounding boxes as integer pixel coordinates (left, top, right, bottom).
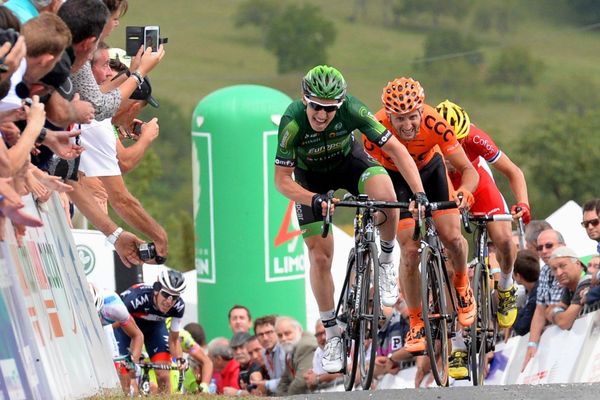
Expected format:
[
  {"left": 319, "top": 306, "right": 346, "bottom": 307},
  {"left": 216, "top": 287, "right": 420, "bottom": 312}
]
[{"left": 144, "top": 26, "right": 159, "bottom": 53}]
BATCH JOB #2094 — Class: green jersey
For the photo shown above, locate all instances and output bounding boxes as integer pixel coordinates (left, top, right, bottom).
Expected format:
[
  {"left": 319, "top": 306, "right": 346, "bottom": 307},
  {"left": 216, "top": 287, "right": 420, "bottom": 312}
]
[{"left": 275, "top": 95, "right": 391, "bottom": 172}]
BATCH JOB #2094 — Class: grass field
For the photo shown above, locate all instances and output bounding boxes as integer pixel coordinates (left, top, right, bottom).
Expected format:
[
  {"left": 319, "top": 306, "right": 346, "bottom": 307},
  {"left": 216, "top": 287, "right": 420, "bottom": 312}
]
[{"left": 113, "top": 1, "right": 600, "bottom": 134}]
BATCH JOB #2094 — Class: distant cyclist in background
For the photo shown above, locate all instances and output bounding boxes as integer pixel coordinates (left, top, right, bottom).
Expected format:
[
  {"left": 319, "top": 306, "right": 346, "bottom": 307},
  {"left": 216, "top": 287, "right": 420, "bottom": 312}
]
[
  {"left": 362, "top": 77, "right": 479, "bottom": 355},
  {"left": 88, "top": 281, "right": 144, "bottom": 394},
  {"left": 436, "top": 100, "right": 529, "bottom": 378},
  {"left": 115, "top": 270, "right": 187, "bottom": 394},
  {"left": 275, "top": 65, "right": 427, "bottom": 373}
]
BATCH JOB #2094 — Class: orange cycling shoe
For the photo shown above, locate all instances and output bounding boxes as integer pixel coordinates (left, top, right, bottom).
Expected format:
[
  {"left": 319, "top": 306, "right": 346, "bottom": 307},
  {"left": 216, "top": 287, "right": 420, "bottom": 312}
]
[
  {"left": 404, "top": 323, "right": 426, "bottom": 354},
  {"left": 456, "top": 285, "right": 476, "bottom": 327}
]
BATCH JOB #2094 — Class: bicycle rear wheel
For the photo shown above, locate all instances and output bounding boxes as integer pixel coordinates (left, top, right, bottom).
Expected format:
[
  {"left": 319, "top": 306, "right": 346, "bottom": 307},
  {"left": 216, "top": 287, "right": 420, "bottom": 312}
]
[
  {"left": 469, "top": 262, "right": 489, "bottom": 385},
  {"left": 420, "top": 245, "right": 450, "bottom": 387},
  {"left": 338, "top": 249, "right": 359, "bottom": 391},
  {"left": 356, "top": 243, "right": 380, "bottom": 390}
]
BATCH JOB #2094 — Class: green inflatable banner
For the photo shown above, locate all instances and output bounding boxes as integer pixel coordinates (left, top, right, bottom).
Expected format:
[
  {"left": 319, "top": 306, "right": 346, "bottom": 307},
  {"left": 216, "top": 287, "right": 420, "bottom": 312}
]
[{"left": 191, "top": 85, "right": 307, "bottom": 338}]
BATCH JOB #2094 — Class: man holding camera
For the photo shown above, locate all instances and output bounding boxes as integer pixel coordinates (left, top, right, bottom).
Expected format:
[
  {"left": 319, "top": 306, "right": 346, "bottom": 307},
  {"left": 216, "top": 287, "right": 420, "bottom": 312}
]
[{"left": 115, "top": 270, "right": 187, "bottom": 394}]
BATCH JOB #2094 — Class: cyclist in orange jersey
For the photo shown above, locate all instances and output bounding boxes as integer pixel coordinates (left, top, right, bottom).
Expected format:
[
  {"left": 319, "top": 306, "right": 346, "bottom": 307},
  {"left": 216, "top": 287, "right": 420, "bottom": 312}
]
[{"left": 362, "top": 77, "right": 479, "bottom": 356}]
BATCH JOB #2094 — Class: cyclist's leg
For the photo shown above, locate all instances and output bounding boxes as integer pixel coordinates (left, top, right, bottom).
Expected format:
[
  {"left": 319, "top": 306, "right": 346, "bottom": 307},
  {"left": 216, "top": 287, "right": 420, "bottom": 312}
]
[
  {"left": 144, "top": 321, "right": 172, "bottom": 393},
  {"left": 346, "top": 143, "right": 399, "bottom": 306},
  {"left": 114, "top": 326, "right": 134, "bottom": 394},
  {"left": 470, "top": 174, "right": 517, "bottom": 328},
  {"left": 294, "top": 167, "right": 342, "bottom": 372}
]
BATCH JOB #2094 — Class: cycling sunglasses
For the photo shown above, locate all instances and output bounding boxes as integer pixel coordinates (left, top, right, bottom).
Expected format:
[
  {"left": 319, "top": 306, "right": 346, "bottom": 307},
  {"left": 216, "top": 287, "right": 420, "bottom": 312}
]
[
  {"left": 159, "top": 289, "right": 179, "bottom": 301},
  {"left": 581, "top": 218, "right": 600, "bottom": 229},
  {"left": 304, "top": 96, "right": 342, "bottom": 113}
]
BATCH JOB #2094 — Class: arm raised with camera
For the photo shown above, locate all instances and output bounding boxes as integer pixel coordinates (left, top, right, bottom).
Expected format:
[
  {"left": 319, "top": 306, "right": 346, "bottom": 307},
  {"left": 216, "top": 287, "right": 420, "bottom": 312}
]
[
  {"left": 98, "top": 174, "right": 168, "bottom": 261},
  {"left": 116, "top": 118, "right": 159, "bottom": 174}
]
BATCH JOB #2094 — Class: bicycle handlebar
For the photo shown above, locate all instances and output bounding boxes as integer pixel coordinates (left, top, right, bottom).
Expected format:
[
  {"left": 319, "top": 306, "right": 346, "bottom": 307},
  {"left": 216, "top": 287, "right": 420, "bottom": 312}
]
[{"left": 137, "top": 362, "right": 183, "bottom": 371}]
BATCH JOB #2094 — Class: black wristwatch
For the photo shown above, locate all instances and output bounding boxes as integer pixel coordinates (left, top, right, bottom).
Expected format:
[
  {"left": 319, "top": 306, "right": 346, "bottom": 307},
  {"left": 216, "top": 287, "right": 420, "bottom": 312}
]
[{"left": 36, "top": 127, "right": 47, "bottom": 144}]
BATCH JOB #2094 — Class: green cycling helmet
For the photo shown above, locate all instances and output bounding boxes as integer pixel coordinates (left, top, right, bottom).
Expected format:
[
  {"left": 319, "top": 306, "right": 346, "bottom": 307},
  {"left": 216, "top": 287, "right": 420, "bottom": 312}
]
[{"left": 301, "top": 65, "right": 347, "bottom": 101}]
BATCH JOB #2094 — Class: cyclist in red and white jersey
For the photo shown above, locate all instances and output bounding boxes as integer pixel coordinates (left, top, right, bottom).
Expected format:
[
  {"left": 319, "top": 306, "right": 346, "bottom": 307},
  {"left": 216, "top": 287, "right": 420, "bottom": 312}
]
[{"left": 436, "top": 100, "right": 530, "bottom": 330}]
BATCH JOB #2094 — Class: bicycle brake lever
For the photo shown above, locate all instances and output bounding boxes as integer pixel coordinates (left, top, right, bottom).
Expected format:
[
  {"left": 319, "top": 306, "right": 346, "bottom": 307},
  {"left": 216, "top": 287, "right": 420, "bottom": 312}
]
[
  {"left": 321, "top": 190, "right": 335, "bottom": 238},
  {"left": 457, "top": 193, "right": 473, "bottom": 234}
]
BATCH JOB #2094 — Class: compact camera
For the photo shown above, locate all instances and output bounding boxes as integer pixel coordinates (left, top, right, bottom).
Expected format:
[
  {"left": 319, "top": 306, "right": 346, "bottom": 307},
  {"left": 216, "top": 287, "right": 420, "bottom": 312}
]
[
  {"left": 138, "top": 242, "right": 156, "bottom": 261},
  {"left": 126, "top": 26, "right": 168, "bottom": 56},
  {"left": 138, "top": 242, "right": 166, "bottom": 264}
]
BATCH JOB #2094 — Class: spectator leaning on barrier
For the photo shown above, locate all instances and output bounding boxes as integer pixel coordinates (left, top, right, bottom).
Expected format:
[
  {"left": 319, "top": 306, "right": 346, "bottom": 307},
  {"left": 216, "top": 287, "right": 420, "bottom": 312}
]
[
  {"left": 546, "top": 247, "right": 591, "bottom": 330},
  {"left": 304, "top": 319, "right": 343, "bottom": 392},
  {"left": 583, "top": 255, "right": 600, "bottom": 305},
  {"left": 274, "top": 316, "right": 317, "bottom": 396},
  {"left": 513, "top": 249, "right": 541, "bottom": 336},
  {"left": 252, "top": 314, "right": 286, "bottom": 395},
  {"left": 207, "top": 337, "right": 239, "bottom": 395},
  {"left": 521, "top": 228, "right": 565, "bottom": 371}
]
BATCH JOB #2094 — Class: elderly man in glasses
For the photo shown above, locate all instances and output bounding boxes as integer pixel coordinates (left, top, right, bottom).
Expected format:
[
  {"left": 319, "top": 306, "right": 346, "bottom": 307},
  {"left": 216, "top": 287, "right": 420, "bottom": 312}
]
[
  {"left": 521, "top": 229, "right": 566, "bottom": 371},
  {"left": 545, "top": 247, "right": 591, "bottom": 330}
]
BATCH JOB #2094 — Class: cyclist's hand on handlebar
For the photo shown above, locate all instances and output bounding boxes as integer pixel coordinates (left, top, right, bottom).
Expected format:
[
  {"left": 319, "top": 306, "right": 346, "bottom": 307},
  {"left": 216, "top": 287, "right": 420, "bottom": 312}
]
[
  {"left": 409, "top": 191, "right": 429, "bottom": 218},
  {"left": 177, "top": 357, "right": 188, "bottom": 371},
  {"left": 511, "top": 202, "right": 531, "bottom": 224},
  {"left": 453, "top": 188, "right": 474, "bottom": 211},
  {"left": 311, "top": 192, "right": 337, "bottom": 217}
]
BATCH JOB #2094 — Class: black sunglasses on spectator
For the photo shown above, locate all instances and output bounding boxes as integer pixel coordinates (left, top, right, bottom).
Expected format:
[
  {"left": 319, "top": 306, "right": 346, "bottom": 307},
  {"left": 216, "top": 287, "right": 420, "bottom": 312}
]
[
  {"left": 536, "top": 242, "right": 555, "bottom": 252},
  {"left": 581, "top": 218, "right": 600, "bottom": 229}
]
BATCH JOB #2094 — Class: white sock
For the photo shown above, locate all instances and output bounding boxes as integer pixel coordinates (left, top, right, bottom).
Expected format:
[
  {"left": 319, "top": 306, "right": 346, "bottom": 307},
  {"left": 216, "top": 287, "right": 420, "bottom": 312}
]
[
  {"left": 379, "top": 239, "right": 394, "bottom": 264},
  {"left": 498, "top": 272, "right": 514, "bottom": 290},
  {"left": 451, "top": 332, "right": 467, "bottom": 351},
  {"left": 320, "top": 309, "right": 340, "bottom": 339}
]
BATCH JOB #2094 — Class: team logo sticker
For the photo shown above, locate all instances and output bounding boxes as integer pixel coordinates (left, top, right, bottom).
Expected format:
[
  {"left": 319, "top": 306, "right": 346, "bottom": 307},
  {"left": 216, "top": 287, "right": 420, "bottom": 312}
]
[{"left": 77, "top": 245, "right": 95, "bottom": 275}]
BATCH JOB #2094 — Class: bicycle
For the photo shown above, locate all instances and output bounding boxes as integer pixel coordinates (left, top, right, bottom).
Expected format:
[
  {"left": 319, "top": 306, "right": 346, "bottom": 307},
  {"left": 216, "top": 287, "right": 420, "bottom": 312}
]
[
  {"left": 137, "top": 361, "right": 186, "bottom": 395},
  {"left": 322, "top": 192, "right": 406, "bottom": 391},
  {"left": 413, "top": 199, "right": 462, "bottom": 387},
  {"left": 462, "top": 212, "right": 514, "bottom": 386}
]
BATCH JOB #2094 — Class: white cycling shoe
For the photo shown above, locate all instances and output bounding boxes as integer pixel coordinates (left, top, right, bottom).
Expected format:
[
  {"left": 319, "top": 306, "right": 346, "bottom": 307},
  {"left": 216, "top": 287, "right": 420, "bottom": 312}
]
[
  {"left": 379, "top": 261, "right": 399, "bottom": 307},
  {"left": 322, "top": 336, "right": 344, "bottom": 373}
]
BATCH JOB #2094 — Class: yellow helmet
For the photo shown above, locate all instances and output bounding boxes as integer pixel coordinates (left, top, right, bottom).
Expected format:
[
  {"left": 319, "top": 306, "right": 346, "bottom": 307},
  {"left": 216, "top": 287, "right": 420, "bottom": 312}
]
[{"left": 435, "top": 100, "right": 471, "bottom": 140}]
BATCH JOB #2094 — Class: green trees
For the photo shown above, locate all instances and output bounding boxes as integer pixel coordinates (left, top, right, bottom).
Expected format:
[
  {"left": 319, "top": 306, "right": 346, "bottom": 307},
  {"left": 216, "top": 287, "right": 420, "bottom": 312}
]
[
  {"left": 487, "top": 46, "right": 544, "bottom": 102},
  {"left": 234, "top": 1, "right": 337, "bottom": 73},
  {"left": 515, "top": 110, "right": 600, "bottom": 217}
]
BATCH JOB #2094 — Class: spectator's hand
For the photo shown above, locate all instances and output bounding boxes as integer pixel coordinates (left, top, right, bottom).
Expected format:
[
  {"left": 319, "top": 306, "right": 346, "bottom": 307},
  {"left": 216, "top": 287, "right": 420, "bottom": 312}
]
[
  {"left": 137, "top": 45, "right": 165, "bottom": 76},
  {"left": 25, "top": 172, "right": 51, "bottom": 203},
  {"left": 303, "top": 369, "right": 317, "bottom": 389},
  {"left": 43, "top": 130, "right": 84, "bottom": 160},
  {"left": 521, "top": 345, "right": 536, "bottom": 372},
  {"left": 36, "top": 172, "right": 72, "bottom": 193},
  {"left": 71, "top": 94, "right": 95, "bottom": 124},
  {"left": 0, "top": 121, "right": 21, "bottom": 146},
  {"left": 150, "top": 229, "right": 168, "bottom": 263},
  {"left": 249, "top": 379, "right": 266, "bottom": 395},
  {"left": 113, "top": 230, "right": 144, "bottom": 267},
  {"left": 24, "top": 95, "right": 46, "bottom": 134},
  {"left": 0, "top": 107, "right": 26, "bottom": 124},
  {"left": 138, "top": 118, "right": 159, "bottom": 143},
  {"left": 0, "top": 36, "right": 26, "bottom": 83},
  {"left": 0, "top": 177, "right": 24, "bottom": 213}
]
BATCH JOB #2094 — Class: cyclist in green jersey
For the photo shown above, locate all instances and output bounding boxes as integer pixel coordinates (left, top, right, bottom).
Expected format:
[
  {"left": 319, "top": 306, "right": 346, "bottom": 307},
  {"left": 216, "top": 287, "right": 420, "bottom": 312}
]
[{"left": 275, "top": 65, "right": 427, "bottom": 373}]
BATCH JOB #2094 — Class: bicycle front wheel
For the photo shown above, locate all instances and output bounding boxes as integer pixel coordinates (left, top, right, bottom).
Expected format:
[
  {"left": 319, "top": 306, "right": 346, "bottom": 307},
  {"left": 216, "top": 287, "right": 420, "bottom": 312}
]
[
  {"left": 338, "top": 249, "right": 359, "bottom": 391},
  {"left": 356, "top": 243, "right": 380, "bottom": 390},
  {"left": 420, "top": 244, "right": 450, "bottom": 387},
  {"left": 470, "top": 262, "right": 491, "bottom": 386}
]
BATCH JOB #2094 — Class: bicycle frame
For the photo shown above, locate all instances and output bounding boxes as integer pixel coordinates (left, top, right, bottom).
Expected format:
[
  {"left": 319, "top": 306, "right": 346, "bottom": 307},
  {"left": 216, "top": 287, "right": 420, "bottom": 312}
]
[
  {"left": 464, "top": 213, "right": 513, "bottom": 385},
  {"left": 137, "top": 362, "right": 185, "bottom": 395},
  {"left": 329, "top": 193, "right": 408, "bottom": 391}
]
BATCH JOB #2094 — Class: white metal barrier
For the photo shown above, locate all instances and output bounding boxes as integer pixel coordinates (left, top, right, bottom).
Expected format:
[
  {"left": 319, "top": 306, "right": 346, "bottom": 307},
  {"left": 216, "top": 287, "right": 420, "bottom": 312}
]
[{"left": 0, "top": 194, "right": 120, "bottom": 399}]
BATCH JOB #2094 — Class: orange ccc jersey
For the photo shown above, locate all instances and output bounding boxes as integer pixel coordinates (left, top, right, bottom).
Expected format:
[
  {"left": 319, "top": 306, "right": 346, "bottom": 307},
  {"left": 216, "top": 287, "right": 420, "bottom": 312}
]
[{"left": 362, "top": 104, "right": 461, "bottom": 170}]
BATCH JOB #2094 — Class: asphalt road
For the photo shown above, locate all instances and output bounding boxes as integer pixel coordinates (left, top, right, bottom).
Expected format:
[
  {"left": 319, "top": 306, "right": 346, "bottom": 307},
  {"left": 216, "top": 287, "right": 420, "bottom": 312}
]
[{"left": 288, "top": 383, "right": 600, "bottom": 400}]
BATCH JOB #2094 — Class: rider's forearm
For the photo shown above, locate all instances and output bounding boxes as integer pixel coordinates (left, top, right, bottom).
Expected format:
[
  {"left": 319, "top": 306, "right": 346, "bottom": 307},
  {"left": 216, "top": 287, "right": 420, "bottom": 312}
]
[
  {"left": 457, "top": 164, "right": 479, "bottom": 193},
  {"left": 506, "top": 168, "right": 529, "bottom": 205},
  {"left": 383, "top": 140, "right": 424, "bottom": 194},
  {"left": 528, "top": 304, "right": 546, "bottom": 343},
  {"left": 274, "top": 167, "right": 315, "bottom": 205}
]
